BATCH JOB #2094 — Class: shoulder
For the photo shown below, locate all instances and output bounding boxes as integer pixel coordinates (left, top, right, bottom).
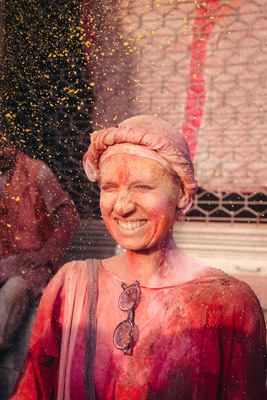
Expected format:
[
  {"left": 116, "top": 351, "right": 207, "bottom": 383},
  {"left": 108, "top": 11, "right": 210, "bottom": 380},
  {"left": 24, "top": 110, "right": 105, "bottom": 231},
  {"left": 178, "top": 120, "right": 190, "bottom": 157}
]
[
  {"left": 41, "top": 260, "right": 89, "bottom": 296},
  {"left": 17, "top": 153, "right": 57, "bottom": 183},
  {"left": 52, "top": 259, "right": 93, "bottom": 284},
  {"left": 200, "top": 267, "right": 259, "bottom": 301},
  {"left": 192, "top": 268, "right": 265, "bottom": 333},
  {"left": 194, "top": 267, "right": 260, "bottom": 307},
  {"left": 16, "top": 152, "right": 49, "bottom": 184},
  {"left": 17, "top": 151, "right": 45, "bottom": 170},
  {"left": 37, "top": 162, "right": 57, "bottom": 186},
  {"left": 179, "top": 251, "right": 260, "bottom": 310},
  {"left": 37, "top": 260, "right": 96, "bottom": 313},
  {"left": 34, "top": 161, "right": 75, "bottom": 211}
]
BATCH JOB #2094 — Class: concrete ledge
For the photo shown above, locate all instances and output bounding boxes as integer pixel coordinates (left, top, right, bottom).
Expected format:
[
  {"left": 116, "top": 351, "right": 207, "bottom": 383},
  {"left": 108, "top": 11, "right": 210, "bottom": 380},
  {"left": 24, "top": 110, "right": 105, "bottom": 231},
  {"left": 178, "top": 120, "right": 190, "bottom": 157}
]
[{"left": 174, "top": 222, "right": 267, "bottom": 276}]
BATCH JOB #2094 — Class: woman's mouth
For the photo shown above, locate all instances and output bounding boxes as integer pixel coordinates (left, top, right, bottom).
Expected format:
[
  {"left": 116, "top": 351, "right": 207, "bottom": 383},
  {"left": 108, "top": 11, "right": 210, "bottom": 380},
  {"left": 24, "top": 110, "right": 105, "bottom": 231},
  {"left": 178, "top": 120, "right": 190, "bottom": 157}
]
[{"left": 117, "top": 219, "right": 147, "bottom": 230}]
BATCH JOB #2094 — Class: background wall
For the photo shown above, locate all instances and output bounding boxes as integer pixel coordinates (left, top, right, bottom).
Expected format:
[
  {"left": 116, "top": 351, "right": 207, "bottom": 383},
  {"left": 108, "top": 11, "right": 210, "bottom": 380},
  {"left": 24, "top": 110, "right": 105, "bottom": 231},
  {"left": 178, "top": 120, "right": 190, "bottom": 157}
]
[
  {"left": 83, "top": 0, "right": 267, "bottom": 223},
  {"left": 2, "top": 0, "right": 267, "bottom": 223}
]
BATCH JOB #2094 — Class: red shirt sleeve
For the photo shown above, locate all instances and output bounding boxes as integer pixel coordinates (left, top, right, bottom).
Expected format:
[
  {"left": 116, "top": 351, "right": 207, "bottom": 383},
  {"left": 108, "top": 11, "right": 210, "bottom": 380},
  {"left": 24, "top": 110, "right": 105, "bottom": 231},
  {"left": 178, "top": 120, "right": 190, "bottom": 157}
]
[{"left": 221, "top": 283, "right": 267, "bottom": 399}]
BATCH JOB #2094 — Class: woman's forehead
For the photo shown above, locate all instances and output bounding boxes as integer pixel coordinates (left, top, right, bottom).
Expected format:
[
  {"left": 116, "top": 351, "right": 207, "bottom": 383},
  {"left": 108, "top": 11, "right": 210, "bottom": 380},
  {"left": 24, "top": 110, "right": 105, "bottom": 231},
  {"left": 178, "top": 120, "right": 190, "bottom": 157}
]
[
  {"left": 100, "top": 153, "right": 166, "bottom": 175},
  {"left": 99, "top": 155, "right": 172, "bottom": 187}
]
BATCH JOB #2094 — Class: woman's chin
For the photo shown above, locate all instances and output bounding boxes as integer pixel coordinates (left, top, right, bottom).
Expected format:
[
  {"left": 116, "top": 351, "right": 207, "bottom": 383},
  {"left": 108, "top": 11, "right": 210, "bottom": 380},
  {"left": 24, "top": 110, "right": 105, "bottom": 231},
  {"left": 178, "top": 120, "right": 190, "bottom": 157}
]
[
  {"left": 115, "top": 239, "right": 149, "bottom": 252},
  {"left": 115, "top": 236, "right": 165, "bottom": 253}
]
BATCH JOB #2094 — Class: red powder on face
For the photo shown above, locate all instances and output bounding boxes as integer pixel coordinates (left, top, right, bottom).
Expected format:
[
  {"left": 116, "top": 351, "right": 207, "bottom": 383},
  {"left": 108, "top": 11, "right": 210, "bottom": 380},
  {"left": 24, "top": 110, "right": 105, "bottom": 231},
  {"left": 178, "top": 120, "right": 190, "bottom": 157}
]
[
  {"left": 117, "top": 157, "right": 130, "bottom": 186},
  {"left": 99, "top": 153, "right": 180, "bottom": 253}
]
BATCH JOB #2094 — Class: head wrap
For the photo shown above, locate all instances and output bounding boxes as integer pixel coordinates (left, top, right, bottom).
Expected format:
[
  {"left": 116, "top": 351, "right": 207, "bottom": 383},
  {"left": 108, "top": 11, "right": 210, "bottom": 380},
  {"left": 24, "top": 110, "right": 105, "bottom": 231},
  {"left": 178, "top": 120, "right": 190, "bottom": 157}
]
[
  {"left": 83, "top": 114, "right": 198, "bottom": 196},
  {"left": 99, "top": 143, "right": 175, "bottom": 175}
]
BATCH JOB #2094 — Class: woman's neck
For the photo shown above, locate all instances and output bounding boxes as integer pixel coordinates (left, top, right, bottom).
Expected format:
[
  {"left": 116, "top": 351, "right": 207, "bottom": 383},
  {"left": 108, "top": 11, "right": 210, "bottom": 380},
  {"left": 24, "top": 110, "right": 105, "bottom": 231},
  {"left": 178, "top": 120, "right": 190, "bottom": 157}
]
[
  {"left": 108, "top": 232, "right": 183, "bottom": 286},
  {"left": 102, "top": 229, "right": 208, "bottom": 286}
]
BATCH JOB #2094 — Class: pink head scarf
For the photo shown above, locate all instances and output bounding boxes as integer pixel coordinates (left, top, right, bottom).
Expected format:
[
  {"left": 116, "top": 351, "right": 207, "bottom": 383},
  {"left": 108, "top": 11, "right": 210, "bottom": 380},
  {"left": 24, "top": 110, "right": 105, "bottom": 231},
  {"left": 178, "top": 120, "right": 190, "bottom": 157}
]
[{"left": 83, "top": 114, "right": 198, "bottom": 197}]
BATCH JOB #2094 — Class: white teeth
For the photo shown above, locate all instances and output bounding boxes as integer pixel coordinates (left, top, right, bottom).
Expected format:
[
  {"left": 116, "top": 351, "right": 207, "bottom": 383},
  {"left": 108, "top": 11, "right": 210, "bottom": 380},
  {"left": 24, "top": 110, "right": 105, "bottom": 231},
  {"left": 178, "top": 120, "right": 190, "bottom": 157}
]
[{"left": 118, "top": 220, "right": 147, "bottom": 230}]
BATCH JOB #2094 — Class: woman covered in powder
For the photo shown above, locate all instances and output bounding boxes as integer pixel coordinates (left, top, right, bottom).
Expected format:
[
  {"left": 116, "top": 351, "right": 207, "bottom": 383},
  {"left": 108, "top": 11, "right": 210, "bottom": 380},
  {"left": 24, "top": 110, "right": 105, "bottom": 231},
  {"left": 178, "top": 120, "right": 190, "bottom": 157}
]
[{"left": 11, "top": 115, "right": 266, "bottom": 399}]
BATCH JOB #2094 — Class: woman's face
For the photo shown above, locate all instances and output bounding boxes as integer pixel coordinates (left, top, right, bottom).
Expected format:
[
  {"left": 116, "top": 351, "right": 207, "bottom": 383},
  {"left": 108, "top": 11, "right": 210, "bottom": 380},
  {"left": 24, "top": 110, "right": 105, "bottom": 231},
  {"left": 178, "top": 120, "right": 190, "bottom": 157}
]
[{"left": 99, "top": 153, "right": 182, "bottom": 252}]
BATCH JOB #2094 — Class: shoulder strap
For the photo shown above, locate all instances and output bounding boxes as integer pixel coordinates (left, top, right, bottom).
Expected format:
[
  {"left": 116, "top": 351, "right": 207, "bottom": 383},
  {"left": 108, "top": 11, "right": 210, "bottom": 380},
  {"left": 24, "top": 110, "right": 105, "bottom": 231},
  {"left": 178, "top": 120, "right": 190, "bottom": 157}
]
[
  {"left": 57, "top": 259, "right": 99, "bottom": 400},
  {"left": 84, "top": 259, "right": 99, "bottom": 400}
]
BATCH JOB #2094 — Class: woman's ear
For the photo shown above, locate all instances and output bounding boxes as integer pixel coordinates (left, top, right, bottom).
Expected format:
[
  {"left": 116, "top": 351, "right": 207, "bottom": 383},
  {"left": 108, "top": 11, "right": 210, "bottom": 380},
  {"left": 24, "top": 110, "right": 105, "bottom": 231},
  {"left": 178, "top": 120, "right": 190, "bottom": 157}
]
[{"left": 177, "top": 190, "right": 193, "bottom": 215}]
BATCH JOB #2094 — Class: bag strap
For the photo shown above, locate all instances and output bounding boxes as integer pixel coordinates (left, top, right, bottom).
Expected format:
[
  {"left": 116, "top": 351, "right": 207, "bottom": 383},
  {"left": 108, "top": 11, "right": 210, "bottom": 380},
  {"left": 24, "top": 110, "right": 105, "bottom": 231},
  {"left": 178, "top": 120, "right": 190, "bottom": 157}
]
[
  {"left": 57, "top": 259, "right": 99, "bottom": 400},
  {"left": 84, "top": 259, "right": 99, "bottom": 400}
]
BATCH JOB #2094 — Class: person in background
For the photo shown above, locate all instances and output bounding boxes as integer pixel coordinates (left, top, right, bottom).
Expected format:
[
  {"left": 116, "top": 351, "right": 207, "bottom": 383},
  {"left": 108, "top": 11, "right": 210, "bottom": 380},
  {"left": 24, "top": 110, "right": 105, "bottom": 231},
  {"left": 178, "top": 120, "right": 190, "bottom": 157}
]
[
  {"left": 0, "top": 134, "right": 80, "bottom": 352},
  {"left": 10, "top": 115, "right": 267, "bottom": 399}
]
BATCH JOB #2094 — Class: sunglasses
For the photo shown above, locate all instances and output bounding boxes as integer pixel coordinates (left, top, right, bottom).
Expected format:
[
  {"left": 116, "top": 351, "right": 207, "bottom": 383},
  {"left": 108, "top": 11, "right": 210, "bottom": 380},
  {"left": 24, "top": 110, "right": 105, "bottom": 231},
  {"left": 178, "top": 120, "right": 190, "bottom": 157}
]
[{"left": 113, "top": 280, "right": 140, "bottom": 355}]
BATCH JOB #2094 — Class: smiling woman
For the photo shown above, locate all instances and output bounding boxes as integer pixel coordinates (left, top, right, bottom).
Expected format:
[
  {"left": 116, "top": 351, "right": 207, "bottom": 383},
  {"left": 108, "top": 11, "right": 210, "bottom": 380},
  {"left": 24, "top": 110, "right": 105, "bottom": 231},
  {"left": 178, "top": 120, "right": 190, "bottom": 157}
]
[{"left": 10, "top": 115, "right": 267, "bottom": 399}]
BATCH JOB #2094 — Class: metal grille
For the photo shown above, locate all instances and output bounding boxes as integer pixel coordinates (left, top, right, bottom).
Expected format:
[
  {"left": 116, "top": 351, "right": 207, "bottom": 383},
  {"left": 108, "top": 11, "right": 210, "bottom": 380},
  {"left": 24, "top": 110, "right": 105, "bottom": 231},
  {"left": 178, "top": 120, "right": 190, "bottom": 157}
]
[{"left": 188, "top": 190, "right": 267, "bottom": 224}]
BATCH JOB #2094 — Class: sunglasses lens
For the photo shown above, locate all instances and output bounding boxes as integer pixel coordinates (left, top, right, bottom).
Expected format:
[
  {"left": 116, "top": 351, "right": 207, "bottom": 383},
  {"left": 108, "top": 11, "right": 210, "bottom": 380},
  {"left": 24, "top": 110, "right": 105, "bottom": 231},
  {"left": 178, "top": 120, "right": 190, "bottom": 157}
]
[
  {"left": 113, "top": 320, "right": 133, "bottom": 350},
  {"left": 118, "top": 285, "right": 139, "bottom": 311}
]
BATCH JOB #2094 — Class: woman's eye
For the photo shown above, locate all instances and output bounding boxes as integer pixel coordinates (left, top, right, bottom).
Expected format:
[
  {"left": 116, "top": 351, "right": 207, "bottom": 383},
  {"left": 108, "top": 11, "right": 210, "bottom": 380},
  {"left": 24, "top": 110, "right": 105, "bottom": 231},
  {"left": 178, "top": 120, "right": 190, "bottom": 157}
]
[
  {"left": 137, "top": 185, "right": 153, "bottom": 190},
  {"left": 101, "top": 185, "right": 115, "bottom": 191}
]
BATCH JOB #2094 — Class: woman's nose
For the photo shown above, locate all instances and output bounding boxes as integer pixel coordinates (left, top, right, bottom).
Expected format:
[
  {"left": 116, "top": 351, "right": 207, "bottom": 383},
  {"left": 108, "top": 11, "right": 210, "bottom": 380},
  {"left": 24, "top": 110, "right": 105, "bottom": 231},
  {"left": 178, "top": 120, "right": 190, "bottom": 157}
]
[{"left": 114, "top": 190, "right": 135, "bottom": 216}]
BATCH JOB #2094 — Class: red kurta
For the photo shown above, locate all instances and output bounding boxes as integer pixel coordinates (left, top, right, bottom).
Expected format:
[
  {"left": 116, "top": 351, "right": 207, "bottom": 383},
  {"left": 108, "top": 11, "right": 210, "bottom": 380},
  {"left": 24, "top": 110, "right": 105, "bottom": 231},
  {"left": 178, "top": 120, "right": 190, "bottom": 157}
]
[{"left": 10, "top": 260, "right": 267, "bottom": 399}]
